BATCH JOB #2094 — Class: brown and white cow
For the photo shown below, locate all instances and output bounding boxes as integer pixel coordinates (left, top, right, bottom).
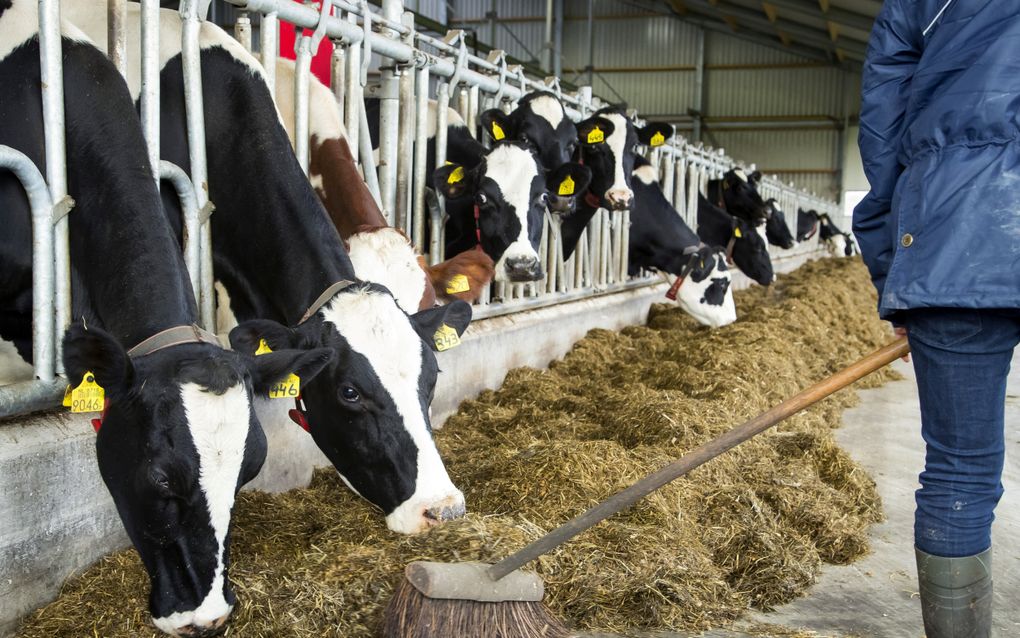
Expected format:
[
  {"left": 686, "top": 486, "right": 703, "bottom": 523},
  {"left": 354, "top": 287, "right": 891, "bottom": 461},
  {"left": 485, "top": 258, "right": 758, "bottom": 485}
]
[{"left": 274, "top": 60, "right": 493, "bottom": 312}]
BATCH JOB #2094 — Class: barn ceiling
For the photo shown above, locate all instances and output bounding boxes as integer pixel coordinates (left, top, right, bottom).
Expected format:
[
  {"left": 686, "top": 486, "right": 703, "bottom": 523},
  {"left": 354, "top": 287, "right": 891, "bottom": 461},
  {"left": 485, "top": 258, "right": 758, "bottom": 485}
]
[{"left": 659, "top": 0, "right": 879, "bottom": 69}]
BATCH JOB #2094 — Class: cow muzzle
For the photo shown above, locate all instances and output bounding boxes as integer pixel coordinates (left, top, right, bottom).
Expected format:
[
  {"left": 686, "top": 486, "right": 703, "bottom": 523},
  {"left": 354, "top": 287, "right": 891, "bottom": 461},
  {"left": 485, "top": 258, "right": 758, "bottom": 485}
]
[
  {"left": 547, "top": 194, "right": 575, "bottom": 214},
  {"left": 605, "top": 187, "right": 633, "bottom": 210},
  {"left": 387, "top": 491, "right": 467, "bottom": 534},
  {"left": 503, "top": 255, "right": 544, "bottom": 282},
  {"left": 168, "top": 614, "right": 229, "bottom": 637}
]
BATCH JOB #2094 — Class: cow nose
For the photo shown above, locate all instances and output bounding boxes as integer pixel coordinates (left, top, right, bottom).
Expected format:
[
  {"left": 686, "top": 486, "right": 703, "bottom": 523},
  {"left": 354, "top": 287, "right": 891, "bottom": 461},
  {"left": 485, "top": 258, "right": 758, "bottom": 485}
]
[
  {"left": 605, "top": 188, "right": 633, "bottom": 210},
  {"left": 424, "top": 498, "right": 467, "bottom": 525},
  {"left": 504, "top": 256, "right": 543, "bottom": 282},
  {"left": 172, "top": 613, "right": 230, "bottom": 637}
]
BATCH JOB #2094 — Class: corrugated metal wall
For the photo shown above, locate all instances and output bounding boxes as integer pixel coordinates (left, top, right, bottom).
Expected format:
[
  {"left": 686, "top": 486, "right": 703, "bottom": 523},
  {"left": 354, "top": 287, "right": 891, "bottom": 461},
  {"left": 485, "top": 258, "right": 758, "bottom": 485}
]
[{"left": 438, "top": 0, "right": 862, "bottom": 200}]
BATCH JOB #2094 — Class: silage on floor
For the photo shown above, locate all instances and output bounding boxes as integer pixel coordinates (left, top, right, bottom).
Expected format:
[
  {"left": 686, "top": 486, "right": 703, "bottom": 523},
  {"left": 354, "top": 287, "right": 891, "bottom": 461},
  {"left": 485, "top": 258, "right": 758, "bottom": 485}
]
[{"left": 18, "top": 258, "right": 897, "bottom": 637}]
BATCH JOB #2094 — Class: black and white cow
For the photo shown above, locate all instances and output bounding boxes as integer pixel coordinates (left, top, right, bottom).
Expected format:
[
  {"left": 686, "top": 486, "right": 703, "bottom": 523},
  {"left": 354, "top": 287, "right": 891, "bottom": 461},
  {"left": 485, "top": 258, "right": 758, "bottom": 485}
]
[
  {"left": 0, "top": 3, "right": 330, "bottom": 634},
  {"left": 433, "top": 139, "right": 591, "bottom": 281},
  {"left": 66, "top": 4, "right": 472, "bottom": 538},
  {"left": 706, "top": 168, "right": 769, "bottom": 226},
  {"left": 697, "top": 194, "right": 775, "bottom": 286},
  {"left": 560, "top": 108, "right": 675, "bottom": 258},
  {"left": 796, "top": 207, "right": 820, "bottom": 242},
  {"left": 764, "top": 199, "right": 796, "bottom": 249},
  {"left": 630, "top": 158, "right": 736, "bottom": 327},
  {"left": 366, "top": 97, "right": 591, "bottom": 282},
  {"left": 818, "top": 213, "right": 852, "bottom": 257}
]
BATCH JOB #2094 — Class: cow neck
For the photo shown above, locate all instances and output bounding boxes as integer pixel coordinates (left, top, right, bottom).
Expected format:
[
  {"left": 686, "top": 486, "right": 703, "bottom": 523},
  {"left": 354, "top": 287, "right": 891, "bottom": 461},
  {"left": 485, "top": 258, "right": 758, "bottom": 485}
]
[
  {"left": 310, "top": 134, "right": 388, "bottom": 240},
  {"left": 56, "top": 40, "right": 198, "bottom": 347},
  {"left": 179, "top": 49, "right": 356, "bottom": 327},
  {"left": 664, "top": 248, "right": 702, "bottom": 300}
]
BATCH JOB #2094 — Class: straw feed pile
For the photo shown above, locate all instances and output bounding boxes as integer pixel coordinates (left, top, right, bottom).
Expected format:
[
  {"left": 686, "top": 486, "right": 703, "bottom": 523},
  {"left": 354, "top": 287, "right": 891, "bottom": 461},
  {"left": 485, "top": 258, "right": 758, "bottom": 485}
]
[{"left": 19, "top": 257, "right": 898, "bottom": 637}]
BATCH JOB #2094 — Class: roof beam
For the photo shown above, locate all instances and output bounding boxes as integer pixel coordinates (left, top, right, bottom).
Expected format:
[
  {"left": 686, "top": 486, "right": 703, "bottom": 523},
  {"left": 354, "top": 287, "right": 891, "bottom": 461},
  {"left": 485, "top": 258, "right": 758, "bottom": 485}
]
[
  {"left": 683, "top": 0, "right": 867, "bottom": 59},
  {"left": 765, "top": 0, "right": 875, "bottom": 33}
]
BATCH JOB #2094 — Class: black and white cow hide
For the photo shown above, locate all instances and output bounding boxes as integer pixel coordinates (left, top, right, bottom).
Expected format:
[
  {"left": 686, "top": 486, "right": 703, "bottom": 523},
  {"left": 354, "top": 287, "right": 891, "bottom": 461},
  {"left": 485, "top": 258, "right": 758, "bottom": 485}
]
[
  {"left": 64, "top": 3, "right": 472, "bottom": 538},
  {"left": 0, "top": 2, "right": 329, "bottom": 634}
]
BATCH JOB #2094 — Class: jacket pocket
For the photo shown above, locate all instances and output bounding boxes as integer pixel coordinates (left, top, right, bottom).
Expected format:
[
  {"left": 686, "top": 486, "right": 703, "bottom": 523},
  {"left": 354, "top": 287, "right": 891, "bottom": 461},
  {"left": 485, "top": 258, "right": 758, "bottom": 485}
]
[{"left": 905, "top": 308, "right": 984, "bottom": 348}]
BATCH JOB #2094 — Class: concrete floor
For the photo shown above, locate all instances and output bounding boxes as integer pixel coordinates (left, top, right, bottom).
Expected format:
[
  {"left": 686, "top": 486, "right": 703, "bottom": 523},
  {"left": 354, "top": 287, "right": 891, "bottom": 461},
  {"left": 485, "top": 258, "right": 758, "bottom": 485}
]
[{"left": 589, "top": 353, "right": 1020, "bottom": 638}]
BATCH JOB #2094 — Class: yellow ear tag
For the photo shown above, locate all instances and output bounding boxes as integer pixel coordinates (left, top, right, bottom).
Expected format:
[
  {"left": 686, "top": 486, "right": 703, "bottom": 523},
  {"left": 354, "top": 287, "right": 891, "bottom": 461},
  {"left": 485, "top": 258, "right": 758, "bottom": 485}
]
[
  {"left": 68, "top": 371, "right": 105, "bottom": 413},
  {"left": 255, "top": 339, "right": 301, "bottom": 399},
  {"left": 433, "top": 324, "right": 462, "bottom": 352},
  {"left": 734, "top": 227, "right": 743, "bottom": 238},
  {"left": 445, "top": 274, "right": 470, "bottom": 295},
  {"left": 491, "top": 121, "right": 506, "bottom": 141},
  {"left": 447, "top": 166, "right": 465, "bottom": 185},
  {"left": 558, "top": 175, "right": 576, "bottom": 196},
  {"left": 650, "top": 131, "right": 666, "bottom": 147},
  {"left": 587, "top": 126, "right": 604, "bottom": 144}
]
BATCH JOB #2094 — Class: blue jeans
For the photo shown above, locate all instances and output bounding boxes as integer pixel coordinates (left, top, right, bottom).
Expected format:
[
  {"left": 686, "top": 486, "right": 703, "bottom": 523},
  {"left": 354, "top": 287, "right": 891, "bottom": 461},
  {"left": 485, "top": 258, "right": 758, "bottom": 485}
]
[{"left": 903, "top": 308, "right": 1020, "bottom": 557}]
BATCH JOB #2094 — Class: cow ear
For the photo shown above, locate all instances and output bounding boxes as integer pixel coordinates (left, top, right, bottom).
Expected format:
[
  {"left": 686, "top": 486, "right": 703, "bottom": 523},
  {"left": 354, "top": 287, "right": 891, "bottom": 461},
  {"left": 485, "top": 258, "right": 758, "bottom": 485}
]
[
  {"left": 62, "top": 323, "right": 134, "bottom": 400},
  {"left": 249, "top": 347, "right": 335, "bottom": 396},
  {"left": 547, "top": 162, "right": 592, "bottom": 198},
  {"left": 636, "top": 122, "right": 674, "bottom": 147},
  {"left": 411, "top": 300, "right": 473, "bottom": 350},
  {"left": 577, "top": 116, "right": 615, "bottom": 146},
  {"left": 229, "top": 319, "right": 301, "bottom": 355},
  {"left": 749, "top": 170, "right": 762, "bottom": 184},
  {"left": 433, "top": 163, "right": 474, "bottom": 200},
  {"left": 480, "top": 109, "right": 512, "bottom": 142}
]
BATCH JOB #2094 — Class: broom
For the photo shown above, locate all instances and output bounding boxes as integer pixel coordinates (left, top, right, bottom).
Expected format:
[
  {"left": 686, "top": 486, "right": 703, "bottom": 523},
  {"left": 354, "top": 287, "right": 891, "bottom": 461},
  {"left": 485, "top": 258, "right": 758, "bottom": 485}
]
[{"left": 382, "top": 336, "right": 910, "bottom": 638}]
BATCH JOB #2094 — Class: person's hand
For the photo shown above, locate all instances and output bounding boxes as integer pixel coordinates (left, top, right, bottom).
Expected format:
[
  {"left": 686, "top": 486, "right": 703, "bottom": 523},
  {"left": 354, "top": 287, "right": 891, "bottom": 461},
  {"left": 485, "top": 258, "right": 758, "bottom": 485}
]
[{"left": 893, "top": 325, "right": 910, "bottom": 362}]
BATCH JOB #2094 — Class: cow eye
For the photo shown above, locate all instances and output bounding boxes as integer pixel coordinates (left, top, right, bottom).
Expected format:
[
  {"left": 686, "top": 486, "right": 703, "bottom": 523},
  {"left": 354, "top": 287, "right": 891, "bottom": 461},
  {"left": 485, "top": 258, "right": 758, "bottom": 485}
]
[
  {"left": 339, "top": 384, "right": 360, "bottom": 403},
  {"left": 475, "top": 193, "right": 488, "bottom": 206},
  {"left": 539, "top": 192, "right": 549, "bottom": 205}
]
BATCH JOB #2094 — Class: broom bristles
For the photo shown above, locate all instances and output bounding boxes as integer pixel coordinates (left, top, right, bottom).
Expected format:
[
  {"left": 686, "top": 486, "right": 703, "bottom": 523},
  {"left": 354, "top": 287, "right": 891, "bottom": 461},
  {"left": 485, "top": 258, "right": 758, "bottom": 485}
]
[{"left": 381, "top": 576, "right": 573, "bottom": 638}]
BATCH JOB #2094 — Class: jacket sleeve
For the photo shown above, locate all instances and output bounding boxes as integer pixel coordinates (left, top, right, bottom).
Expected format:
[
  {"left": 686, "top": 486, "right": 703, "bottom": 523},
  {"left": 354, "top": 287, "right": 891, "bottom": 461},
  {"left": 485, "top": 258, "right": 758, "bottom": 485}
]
[{"left": 853, "top": 0, "right": 923, "bottom": 303}]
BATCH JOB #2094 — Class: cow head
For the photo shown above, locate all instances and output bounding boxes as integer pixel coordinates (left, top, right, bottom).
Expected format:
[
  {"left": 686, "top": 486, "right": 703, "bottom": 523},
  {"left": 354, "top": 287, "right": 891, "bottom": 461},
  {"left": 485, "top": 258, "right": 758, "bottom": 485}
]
[
  {"left": 729, "top": 215, "right": 775, "bottom": 286},
  {"left": 480, "top": 93, "right": 580, "bottom": 213},
  {"left": 230, "top": 284, "right": 472, "bottom": 535},
  {"left": 576, "top": 109, "right": 674, "bottom": 211},
  {"left": 434, "top": 141, "right": 590, "bottom": 282},
  {"left": 63, "top": 324, "right": 331, "bottom": 636},
  {"left": 673, "top": 246, "right": 737, "bottom": 328},
  {"left": 716, "top": 168, "right": 769, "bottom": 224},
  {"left": 764, "top": 199, "right": 796, "bottom": 249}
]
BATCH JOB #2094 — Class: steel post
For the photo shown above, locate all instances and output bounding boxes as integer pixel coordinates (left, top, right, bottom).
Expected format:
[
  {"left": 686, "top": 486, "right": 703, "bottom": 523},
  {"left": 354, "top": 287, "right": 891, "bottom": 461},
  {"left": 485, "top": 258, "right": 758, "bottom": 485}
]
[
  {"left": 260, "top": 11, "right": 278, "bottom": 95},
  {"left": 108, "top": 0, "right": 128, "bottom": 77},
  {"left": 159, "top": 161, "right": 202, "bottom": 304}
]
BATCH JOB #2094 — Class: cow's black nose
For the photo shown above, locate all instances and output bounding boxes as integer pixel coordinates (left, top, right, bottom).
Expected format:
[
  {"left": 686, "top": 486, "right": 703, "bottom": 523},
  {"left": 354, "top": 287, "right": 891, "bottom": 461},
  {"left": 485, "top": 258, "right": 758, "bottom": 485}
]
[{"left": 504, "top": 257, "right": 543, "bottom": 282}]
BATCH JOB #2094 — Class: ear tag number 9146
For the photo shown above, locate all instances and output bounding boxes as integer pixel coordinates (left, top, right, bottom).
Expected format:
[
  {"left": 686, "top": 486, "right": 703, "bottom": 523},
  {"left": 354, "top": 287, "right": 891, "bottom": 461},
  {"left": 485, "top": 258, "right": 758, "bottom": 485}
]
[
  {"left": 64, "top": 371, "right": 105, "bottom": 413},
  {"left": 255, "top": 338, "right": 301, "bottom": 399},
  {"left": 433, "top": 324, "right": 462, "bottom": 352}
]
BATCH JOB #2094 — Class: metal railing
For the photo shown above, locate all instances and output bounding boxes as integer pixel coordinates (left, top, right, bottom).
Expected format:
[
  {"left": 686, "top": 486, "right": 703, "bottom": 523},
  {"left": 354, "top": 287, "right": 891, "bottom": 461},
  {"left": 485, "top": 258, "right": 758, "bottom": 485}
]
[{"left": 0, "top": 0, "right": 841, "bottom": 418}]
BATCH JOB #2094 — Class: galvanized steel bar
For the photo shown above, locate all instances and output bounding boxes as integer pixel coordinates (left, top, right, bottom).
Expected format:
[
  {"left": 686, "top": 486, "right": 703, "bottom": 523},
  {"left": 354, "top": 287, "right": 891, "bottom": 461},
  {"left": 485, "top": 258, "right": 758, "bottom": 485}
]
[
  {"left": 180, "top": 0, "right": 215, "bottom": 331},
  {"left": 39, "top": 0, "right": 70, "bottom": 373},
  {"left": 394, "top": 12, "right": 416, "bottom": 236},
  {"left": 159, "top": 160, "right": 202, "bottom": 304},
  {"left": 234, "top": 11, "right": 252, "bottom": 52},
  {"left": 343, "top": 10, "right": 361, "bottom": 163},
  {"left": 260, "top": 11, "right": 278, "bottom": 95},
  {"left": 375, "top": 0, "right": 403, "bottom": 224},
  {"left": 0, "top": 146, "right": 56, "bottom": 381},
  {"left": 0, "top": 379, "right": 67, "bottom": 419},
  {"left": 140, "top": 0, "right": 160, "bottom": 185},
  {"left": 108, "top": 0, "right": 128, "bottom": 77},
  {"left": 357, "top": 101, "right": 383, "bottom": 208},
  {"left": 331, "top": 44, "right": 345, "bottom": 124},
  {"left": 412, "top": 63, "right": 429, "bottom": 251},
  {"left": 294, "top": 35, "right": 313, "bottom": 174}
]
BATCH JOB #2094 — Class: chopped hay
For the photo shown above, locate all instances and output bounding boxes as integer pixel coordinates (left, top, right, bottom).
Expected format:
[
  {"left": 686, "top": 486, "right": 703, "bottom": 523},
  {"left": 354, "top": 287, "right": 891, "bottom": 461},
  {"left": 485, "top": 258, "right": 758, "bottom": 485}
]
[{"left": 18, "top": 258, "right": 897, "bottom": 637}]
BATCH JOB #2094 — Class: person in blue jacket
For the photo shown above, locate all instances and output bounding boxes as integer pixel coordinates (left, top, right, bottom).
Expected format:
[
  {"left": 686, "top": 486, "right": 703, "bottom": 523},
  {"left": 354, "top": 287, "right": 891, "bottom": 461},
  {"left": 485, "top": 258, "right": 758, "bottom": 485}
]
[{"left": 855, "top": 1, "right": 1020, "bottom": 635}]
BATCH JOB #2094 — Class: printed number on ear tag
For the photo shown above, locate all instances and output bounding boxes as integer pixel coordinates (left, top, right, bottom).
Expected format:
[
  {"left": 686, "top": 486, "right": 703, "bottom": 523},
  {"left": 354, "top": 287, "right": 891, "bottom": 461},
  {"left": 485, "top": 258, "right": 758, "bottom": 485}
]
[
  {"left": 558, "top": 175, "right": 575, "bottom": 196},
  {"left": 256, "top": 338, "right": 301, "bottom": 399},
  {"left": 447, "top": 166, "right": 465, "bottom": 184},
  {"left": 650, "top": 131, "right": 666, "bottom": 147},
  {"left": 734, "top": 227, "right": 743, "bottom": 238},
  {"left": 433, "top": 324, "right": 462, "bottom": 352},
  {"left": 491, "top": 122, "right": 506, "bottom": 141},
  {"left": 587, "top": 127, "right": 604, "bottom": 144},
  {"left": 67, "top": 371, "right": 105, "bottom": 413},
  {"left": 268, "top": 373, "right": 301, "bottom": 400},
  {"left": 446, "top": 274, "right": 470, "bottom": 295}
]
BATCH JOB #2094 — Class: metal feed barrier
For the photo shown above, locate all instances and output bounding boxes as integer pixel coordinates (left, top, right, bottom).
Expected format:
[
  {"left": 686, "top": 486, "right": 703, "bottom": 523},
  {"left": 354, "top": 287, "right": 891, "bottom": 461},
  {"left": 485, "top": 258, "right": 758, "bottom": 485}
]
[{"left": 0, "top": 0, "right": 840, "bottom": 419}]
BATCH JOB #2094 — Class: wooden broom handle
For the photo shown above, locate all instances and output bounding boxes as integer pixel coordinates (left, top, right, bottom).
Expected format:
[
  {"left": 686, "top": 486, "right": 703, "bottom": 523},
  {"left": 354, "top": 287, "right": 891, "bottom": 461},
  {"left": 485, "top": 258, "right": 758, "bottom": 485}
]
[{"left": 488, "top": 336, "right": 910, "bottom": 582}]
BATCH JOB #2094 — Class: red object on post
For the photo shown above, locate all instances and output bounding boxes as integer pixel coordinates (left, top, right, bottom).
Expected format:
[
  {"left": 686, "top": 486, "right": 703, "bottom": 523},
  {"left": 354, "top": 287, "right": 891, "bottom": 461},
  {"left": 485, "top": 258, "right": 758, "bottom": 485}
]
[{"left": 278, "top": 1, "right": 335, "bottom": 86}]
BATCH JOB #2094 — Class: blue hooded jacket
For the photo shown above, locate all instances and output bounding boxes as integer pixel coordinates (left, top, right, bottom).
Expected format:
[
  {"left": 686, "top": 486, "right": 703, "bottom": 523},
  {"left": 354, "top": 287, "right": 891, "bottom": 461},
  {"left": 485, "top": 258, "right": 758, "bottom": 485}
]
[{"left": 854, "top": 0, "right": 1020, "bottom": 320}]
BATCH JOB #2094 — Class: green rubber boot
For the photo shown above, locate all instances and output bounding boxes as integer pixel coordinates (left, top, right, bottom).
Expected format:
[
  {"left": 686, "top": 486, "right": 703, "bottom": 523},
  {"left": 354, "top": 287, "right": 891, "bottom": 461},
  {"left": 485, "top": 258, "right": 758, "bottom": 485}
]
[{"left": 915, "top": 547, "right": 993, "bottom": 638}]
